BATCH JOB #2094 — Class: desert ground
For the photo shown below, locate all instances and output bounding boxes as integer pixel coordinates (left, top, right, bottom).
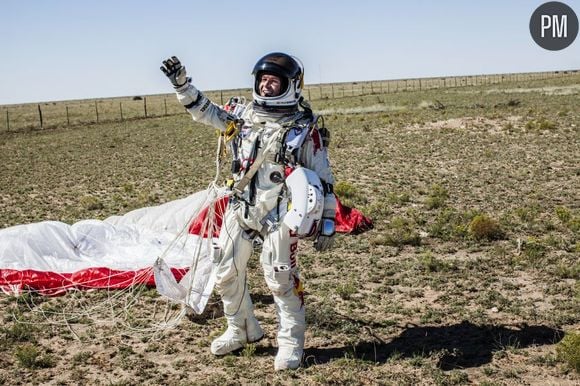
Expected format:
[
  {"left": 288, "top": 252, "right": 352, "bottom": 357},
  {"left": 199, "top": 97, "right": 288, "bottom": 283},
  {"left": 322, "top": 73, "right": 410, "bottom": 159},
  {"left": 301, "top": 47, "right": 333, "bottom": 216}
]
[{"left": 0, "top": 73, "right": 578, "bottom": 385}]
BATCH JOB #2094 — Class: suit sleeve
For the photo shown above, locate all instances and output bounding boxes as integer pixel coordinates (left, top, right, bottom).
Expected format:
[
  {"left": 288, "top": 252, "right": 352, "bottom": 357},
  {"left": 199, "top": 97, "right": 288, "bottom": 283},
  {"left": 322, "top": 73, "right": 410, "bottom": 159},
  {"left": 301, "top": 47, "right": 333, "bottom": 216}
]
[{"left": 175, "top": 83, "right": 232, "bottom": 131}]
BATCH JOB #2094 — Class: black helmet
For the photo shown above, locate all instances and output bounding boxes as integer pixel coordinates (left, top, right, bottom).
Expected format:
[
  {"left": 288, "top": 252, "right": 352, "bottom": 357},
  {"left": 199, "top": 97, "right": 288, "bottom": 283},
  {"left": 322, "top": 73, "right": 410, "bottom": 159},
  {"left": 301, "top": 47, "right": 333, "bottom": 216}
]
[{"left": 252, "top": 52, "right": 304, "bottom": 109}]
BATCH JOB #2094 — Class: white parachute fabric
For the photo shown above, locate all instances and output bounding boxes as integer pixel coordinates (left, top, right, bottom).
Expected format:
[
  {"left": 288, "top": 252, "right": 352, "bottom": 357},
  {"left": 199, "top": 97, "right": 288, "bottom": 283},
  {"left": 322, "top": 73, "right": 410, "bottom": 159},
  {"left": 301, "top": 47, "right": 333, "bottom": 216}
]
[
  {"left": 0, "top": 188, "right": 224, "bottom": 315},
  {"left": 0, "top": 219, "right": 199, "bottom": 273},
  {"left": 153, "top": 254, "right": 216, "bottom": 315}
]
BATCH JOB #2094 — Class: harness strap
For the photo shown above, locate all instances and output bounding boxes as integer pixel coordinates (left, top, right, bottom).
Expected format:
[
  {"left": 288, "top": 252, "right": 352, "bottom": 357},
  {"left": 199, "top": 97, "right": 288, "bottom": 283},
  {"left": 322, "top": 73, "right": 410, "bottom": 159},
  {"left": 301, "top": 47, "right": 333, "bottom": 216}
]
[
  {"left": 231, "top": 111, "right": 314, "bottom": 196},
  {"left": 232, "top": 129, "right": 286, "bottom": 195}
]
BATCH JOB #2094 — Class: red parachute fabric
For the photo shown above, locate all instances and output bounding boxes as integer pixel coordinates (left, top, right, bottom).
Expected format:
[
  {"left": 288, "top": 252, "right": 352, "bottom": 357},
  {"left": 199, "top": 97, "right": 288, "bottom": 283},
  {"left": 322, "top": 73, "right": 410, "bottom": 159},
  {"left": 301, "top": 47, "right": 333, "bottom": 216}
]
[
  {"left": 1, "top": 192, "right": 372, "bottom": 296},
  {"left": 0, "top": 267, "right": 188, "bottom": 296},
  {"left": 188, "top": 196, "right": 228, "bottom": 238},
  {"left": 334, "top": 197, "right": 374, "bottom": 234},
  {"left": 188, "top": 195, "right": 373, "bottom": 237}
]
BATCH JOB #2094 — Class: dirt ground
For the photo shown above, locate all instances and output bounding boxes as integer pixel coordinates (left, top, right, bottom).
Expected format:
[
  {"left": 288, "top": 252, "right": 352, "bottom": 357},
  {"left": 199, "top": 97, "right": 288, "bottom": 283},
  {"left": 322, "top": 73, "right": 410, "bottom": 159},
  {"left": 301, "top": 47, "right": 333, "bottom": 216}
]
[{"left": 0, "top": 74, "right": 579, "bottom": 385}]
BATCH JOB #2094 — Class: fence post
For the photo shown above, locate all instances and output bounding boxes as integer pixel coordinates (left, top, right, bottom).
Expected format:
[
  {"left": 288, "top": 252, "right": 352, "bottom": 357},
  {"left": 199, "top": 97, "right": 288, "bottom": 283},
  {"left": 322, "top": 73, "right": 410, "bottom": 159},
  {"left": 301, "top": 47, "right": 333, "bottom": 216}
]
[
  {"left": 66, "top": 105, "right": 70, "bottom": 126},
  {"left": 6, "top": 110, "right": 9, "bottom": 132},
  {"left": 38, "top": 104, "right": 43, "bottom": 129},
  {"left": 307, "top": 88, "right": 311, "bottom": 100},
  {"left": 119, "top": 102, "right": 124, "bottom": 121},
  {"left": 143, "top": 97, "right": 148, "bottom": 118},
  {"left": 95, "top": 101, "right": 99, "bottom": 123},
  {"left": 331, "top": 84, "right": 335, "bottom": 99},
  {"left": 164, "top": 98, "right": 168, "bottom": 116}
]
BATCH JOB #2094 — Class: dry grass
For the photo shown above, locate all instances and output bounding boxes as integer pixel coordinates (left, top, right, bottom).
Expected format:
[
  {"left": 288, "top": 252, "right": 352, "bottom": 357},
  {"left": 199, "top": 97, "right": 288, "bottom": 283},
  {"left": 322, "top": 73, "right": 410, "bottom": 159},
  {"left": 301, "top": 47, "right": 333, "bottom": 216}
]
[{"left": 0, "top": 73, "right": 579, "bottom": 385}]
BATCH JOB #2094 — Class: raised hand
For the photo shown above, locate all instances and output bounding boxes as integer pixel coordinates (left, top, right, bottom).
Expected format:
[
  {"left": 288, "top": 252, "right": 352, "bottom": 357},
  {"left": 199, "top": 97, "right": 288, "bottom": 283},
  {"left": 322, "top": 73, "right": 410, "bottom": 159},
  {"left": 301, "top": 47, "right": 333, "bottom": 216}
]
[{"left": 160, "top": 56, "right": 188, "bottom": 88}]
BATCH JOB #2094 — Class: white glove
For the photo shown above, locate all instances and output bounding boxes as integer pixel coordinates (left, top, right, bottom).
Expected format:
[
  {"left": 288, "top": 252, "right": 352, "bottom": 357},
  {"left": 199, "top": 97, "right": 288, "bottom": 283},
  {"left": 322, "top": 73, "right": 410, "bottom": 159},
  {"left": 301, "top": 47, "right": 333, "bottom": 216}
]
[
  {"left": 314, "top": 193, "right": 337, "bottom": 252},
  {"left": 314, "top": 218, "right": 335, "bottom": 251},
  {"left": 161, "top": 56, "right": 200, "bottom": 107},
  {"left": 160, "top": 56, "right": 189, "bottom": 90}
]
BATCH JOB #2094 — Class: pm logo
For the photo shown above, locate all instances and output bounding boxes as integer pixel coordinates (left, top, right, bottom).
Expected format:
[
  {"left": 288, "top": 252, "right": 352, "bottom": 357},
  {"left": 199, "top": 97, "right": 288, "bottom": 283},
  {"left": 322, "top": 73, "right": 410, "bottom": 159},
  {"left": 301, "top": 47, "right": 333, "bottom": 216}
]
[{"left": 530, "top": 2, "right": 578, "bottom": 50}]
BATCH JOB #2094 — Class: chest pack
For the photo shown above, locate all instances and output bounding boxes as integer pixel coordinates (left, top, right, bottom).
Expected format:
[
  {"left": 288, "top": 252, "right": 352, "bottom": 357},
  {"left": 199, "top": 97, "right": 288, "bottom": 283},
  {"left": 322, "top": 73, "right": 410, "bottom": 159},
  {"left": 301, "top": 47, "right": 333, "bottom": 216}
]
[{"left": 229, "top": 115, "right": 317, "bottom": 193}]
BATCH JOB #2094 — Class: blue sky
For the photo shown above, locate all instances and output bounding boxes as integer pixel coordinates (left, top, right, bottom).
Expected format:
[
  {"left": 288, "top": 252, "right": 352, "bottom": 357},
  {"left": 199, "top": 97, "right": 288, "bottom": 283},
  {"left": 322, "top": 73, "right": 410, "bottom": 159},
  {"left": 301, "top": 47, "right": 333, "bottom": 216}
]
[{"left": 1, "top": 0, "right": 579, "bottom": 104}]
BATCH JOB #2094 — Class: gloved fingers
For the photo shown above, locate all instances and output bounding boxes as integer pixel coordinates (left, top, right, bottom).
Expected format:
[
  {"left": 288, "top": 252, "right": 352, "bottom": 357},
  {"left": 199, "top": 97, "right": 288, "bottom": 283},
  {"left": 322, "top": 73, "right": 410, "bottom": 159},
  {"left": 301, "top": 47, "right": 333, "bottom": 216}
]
[
  {"left": 170, "top": 60, "right": 182, "bottom": 73},
  {"left": 314, "top": 241, "right": 327, "bottom": 252},
  {"left": 161, "top": 56, "right": 189, "bottom": 89},
  {"left": 161, "top": 60, "right": 173, "bottom": 75},
  {"left": 162, "top": 59, "right": 172, "bottom": 69},
  {"left": 314, "top": 235, "right": 334, "bottom": 252},
  {"left": 161, "top": 57, "right": 182, "bottom": 74},
  {"left": 322, "top": 238, "right": 334, "bottom": 251}
]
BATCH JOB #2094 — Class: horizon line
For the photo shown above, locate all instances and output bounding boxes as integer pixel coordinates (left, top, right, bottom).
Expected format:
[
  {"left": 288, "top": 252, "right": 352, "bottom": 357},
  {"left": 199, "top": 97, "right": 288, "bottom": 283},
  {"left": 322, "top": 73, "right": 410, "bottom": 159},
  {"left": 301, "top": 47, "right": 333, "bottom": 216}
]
[{"left": 2, "top": 68, "right": 578, "bottom": 107}]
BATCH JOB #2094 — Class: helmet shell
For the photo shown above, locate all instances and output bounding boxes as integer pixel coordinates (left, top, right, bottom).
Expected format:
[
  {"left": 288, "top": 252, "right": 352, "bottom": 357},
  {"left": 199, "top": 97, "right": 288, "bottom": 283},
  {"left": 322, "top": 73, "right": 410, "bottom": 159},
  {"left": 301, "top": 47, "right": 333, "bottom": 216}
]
[{"left": 252, "top": 52, "right": 304, "bottom": 109}]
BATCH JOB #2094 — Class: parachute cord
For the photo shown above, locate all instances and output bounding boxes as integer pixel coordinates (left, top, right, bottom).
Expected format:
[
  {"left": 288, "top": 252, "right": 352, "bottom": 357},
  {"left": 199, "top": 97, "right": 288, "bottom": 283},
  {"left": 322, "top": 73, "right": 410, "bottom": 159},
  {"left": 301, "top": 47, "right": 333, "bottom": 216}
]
[
  {"left": 9, "top": 125, "right": 236, "bottom": 338},
  {"left": 151, "top": 129, "right": 233, "bottom": 331},
  {"left": 213, "top": 130, "right": 230, "bottom": 188}
]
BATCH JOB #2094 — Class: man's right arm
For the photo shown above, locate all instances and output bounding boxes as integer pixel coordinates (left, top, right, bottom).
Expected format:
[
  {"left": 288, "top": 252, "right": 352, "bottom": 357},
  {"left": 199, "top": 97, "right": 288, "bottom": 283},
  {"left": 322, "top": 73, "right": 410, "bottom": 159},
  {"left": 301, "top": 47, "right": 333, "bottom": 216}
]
[{"left": 161, "top": 56, "right": 231, "bottom": 132}]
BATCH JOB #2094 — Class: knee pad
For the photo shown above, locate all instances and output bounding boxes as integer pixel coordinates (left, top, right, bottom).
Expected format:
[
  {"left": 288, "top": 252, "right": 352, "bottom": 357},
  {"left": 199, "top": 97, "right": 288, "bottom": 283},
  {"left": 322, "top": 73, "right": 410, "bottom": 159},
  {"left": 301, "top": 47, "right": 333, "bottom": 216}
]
[{"left": 263, "top": 263, "right": 294, "bottom": 296}]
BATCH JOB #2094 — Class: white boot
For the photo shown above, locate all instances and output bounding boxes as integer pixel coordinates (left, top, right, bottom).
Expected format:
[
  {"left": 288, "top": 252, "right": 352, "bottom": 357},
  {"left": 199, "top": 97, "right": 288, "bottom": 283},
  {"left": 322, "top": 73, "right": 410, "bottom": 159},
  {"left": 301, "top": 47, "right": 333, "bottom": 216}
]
[
  {"left": 211, "top": 290, "right": 263, "bottom": 356},
  {"left": 210, "top": 313, "right": 263, "bottom": 356},
  {"left": 274, "top": 347, "right": 303, "bottom": 370},
  {"left": 273, "top": 291, "right": 305, "bottom": 370}
]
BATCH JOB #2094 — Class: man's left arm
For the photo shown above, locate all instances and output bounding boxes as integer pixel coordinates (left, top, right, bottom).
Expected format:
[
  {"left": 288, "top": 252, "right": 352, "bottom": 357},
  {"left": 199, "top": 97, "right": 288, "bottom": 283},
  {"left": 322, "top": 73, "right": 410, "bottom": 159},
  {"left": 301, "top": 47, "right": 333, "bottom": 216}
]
[{"left": 300, "top": 126, "right": 337, "bottom": 251}]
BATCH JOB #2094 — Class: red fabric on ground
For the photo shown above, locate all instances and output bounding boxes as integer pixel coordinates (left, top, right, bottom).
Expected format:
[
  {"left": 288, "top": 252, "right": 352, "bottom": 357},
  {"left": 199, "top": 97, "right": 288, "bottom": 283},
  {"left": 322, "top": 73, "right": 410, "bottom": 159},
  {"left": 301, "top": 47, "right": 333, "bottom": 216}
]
[
  {"left": 0, "top": 193, "right": 372, "bottom": 295},
  {"left": 188, "top": 195, "right": 373, "bottom": 236},
  {"left": 334, "top": 197, "right": 374, "bottom": 234},
  {"left": 0, "top": 267, "right": 187, "bottom": 296}
]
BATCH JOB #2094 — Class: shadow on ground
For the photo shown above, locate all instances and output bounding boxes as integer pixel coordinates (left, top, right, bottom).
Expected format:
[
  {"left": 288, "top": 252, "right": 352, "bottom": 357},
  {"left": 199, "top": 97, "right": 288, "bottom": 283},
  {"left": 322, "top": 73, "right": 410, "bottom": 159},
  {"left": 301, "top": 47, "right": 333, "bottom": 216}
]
[{"left": 304, "top": 321, "right": 564, "bottom": 370}]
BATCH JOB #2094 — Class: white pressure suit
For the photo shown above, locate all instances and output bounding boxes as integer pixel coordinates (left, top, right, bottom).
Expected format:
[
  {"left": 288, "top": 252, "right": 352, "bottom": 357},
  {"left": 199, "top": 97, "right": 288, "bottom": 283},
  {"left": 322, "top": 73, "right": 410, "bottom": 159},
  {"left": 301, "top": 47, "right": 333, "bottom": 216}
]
[{"left": 162, "top": 53, "right": 336, "bottom": 370}]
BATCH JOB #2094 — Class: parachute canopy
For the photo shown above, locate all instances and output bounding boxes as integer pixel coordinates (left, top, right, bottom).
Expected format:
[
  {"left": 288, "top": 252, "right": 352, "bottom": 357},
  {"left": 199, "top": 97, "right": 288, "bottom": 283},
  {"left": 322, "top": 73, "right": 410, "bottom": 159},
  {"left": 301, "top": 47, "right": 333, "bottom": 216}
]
[{"left": 0, "top": 189, "right": 372, "bottom": 301}]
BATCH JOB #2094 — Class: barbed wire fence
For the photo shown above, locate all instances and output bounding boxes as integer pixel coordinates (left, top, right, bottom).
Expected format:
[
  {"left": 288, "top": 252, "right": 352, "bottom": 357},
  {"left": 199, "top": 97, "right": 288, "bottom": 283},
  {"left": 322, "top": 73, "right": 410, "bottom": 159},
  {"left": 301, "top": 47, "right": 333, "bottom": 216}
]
[{"left": 1, "top": 70, "right": 577, "bottom": 132}]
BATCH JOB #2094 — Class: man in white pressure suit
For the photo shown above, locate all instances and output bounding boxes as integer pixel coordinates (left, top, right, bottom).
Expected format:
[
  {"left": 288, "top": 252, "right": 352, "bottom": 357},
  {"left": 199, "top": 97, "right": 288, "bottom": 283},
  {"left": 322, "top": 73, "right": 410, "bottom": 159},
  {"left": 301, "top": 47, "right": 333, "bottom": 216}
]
[{"left": 161, "top": 52, "right": 337, "bottom": 370}]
